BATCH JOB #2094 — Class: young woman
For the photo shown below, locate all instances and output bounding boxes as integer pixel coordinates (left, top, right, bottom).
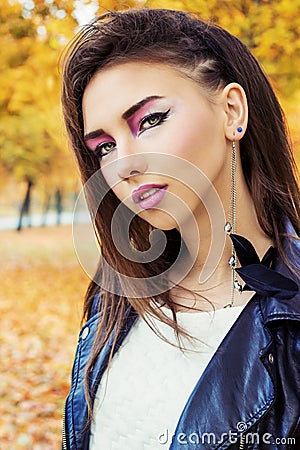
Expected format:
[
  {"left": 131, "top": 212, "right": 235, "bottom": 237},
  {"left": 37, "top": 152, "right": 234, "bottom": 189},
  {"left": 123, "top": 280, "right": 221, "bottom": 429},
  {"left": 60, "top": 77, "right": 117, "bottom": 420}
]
[{"left": 61, "top": 8, "right": 300, "bottom": 450}]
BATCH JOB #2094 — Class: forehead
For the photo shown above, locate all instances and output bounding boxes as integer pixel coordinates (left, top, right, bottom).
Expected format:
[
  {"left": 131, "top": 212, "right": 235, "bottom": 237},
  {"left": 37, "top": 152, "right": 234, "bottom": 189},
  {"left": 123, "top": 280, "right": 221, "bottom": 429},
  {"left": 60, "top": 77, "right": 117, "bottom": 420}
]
[
  {"left": 82, "top": 61, "right": 202, "bottom": 131},
  {"left": 83, "top": 61, "right": 189, "bottom": 99}
]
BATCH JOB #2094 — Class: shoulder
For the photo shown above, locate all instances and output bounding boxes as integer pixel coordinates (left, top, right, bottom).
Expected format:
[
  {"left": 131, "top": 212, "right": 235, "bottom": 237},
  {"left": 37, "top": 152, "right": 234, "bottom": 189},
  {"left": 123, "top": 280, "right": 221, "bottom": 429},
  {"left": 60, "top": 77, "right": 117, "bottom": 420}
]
[
  {"left": 282, "top": 217, "right": 300, "bottom": 270},
  {"left": 88, "top": 290, "right": 102, "bottom": 320},
  {"left": 259, "top": 218, "right": 300, "bottom": 323}
]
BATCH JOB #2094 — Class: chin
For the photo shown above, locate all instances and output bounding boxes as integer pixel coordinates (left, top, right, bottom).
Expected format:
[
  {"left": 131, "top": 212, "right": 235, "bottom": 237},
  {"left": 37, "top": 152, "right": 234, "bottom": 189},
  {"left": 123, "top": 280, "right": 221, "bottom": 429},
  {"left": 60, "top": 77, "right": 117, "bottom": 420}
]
[{"left": 138, "top": 209, "right": 178, "bottom": 231}]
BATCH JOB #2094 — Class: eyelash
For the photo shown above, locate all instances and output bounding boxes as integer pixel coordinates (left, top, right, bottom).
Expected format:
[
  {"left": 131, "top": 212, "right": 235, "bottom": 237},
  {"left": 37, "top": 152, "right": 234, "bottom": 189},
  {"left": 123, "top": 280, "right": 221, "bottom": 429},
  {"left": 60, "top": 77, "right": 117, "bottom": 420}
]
[
  {"left": 94, "top": 141, "right": 115, "bottom": 159},
  {"left": 94, "top": 109, "right": 171, "bottom": 159},
  {"left": 138, "top": 109, "right": 170, "bottom": 134}
]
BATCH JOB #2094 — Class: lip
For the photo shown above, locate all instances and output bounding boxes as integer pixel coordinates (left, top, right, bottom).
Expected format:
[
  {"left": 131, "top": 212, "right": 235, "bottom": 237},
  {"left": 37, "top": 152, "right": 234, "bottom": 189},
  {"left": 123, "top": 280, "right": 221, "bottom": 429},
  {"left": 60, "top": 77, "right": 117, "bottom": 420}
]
[{"left": 131, "top": 183, "right": 168, "bottom": 207}]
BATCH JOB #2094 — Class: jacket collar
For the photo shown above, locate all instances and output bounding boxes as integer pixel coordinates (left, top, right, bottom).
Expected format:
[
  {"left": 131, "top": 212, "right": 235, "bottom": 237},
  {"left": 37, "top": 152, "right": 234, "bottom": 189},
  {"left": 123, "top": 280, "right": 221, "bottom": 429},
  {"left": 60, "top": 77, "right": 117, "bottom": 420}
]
[{"left": 260, "top": 217, "right": 300, "bottom": 323}]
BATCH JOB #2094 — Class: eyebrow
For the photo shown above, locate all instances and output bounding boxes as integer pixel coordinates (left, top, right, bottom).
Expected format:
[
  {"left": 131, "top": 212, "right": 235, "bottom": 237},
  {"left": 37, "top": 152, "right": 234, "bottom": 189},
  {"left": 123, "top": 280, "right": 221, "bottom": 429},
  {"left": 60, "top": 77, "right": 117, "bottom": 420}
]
[
  {"left": 84, "top": 95, "right": 164, "bottom": 142},
  {"left": 122, "top": 95, "right": 164, "bottom": 120},
  {"left": 84, "top": 128, "right": 105, "bottom": 142}
]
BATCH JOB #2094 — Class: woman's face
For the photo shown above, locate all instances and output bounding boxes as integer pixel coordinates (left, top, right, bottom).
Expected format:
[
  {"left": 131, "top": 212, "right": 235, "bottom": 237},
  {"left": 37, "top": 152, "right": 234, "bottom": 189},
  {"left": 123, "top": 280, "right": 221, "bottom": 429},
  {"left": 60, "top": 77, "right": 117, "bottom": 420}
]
[{"left": 82, "top": 61, "right": 230, "bottom": 230}]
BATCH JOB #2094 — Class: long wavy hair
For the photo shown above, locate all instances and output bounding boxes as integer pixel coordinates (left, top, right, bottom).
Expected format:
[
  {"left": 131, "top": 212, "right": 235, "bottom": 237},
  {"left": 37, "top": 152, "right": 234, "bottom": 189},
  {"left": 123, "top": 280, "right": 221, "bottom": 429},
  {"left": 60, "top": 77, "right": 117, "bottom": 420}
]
[{"left": 61, "top": 8, "right": 300, "bottom": 417}]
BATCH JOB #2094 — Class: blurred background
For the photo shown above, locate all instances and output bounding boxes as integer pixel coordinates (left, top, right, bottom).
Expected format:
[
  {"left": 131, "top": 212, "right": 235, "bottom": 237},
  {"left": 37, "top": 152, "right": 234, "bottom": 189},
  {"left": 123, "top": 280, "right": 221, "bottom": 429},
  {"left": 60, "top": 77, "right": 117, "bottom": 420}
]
[{"left": 0, "top": 0, "right": 299, "bottom": 448}]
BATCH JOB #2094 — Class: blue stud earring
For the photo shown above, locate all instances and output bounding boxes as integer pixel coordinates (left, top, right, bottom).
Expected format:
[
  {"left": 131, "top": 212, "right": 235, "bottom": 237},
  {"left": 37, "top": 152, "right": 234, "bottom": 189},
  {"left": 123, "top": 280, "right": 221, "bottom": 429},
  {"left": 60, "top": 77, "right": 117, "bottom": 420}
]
[{"left": 237, "top": 126, "right": 243, "bottom": 132}]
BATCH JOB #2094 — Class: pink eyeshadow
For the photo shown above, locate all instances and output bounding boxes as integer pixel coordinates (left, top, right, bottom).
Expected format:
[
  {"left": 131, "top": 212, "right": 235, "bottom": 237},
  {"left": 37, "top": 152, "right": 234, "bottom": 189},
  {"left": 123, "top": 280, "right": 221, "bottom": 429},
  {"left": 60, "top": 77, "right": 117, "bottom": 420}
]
[
  {"left": 86, "top": 134, "right": 113, "bottom": 151},
  {"left": 128, "top": 100, "right": 158, "bottom": 137}
]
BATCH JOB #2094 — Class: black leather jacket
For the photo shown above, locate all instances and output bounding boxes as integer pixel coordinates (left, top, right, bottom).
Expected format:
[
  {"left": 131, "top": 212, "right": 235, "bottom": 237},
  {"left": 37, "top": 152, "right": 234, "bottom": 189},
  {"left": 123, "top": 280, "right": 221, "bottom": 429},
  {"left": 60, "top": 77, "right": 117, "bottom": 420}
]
[{"left": 63, "top": 219, "right": 300, "bottom": 449}]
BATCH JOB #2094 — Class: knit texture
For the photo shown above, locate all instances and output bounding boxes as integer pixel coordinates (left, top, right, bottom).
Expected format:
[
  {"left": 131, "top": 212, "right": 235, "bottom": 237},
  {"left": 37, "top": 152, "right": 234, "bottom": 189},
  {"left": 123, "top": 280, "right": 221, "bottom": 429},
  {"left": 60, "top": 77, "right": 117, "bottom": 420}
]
[{"left": 90, "top": 305, "right": 245, "bottom": 450}]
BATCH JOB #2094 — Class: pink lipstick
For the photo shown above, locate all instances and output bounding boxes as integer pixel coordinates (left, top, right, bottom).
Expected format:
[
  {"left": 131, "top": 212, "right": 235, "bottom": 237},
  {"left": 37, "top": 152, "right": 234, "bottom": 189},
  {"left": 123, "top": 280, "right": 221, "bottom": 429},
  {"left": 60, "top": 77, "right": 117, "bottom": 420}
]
[{"left": 132, "top": 184, "right": 168, "bottom": 210}]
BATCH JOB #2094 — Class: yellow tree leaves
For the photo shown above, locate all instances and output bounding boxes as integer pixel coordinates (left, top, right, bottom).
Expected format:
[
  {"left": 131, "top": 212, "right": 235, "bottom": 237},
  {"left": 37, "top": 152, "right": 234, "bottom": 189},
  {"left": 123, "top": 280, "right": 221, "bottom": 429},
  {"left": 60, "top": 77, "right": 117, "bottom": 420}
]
[
  {"left": 0, "top": 0, "right": 77, "bottom": 193},
  {"left": 1, "top": 0, "right": 299, "bottom": 191}
]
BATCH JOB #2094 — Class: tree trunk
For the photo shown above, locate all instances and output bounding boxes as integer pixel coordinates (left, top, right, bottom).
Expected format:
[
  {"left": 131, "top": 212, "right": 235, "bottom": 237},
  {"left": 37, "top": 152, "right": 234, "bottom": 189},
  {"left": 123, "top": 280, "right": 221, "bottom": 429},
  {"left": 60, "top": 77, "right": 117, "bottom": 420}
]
[
  {"left": 55, "top": 188, "right": 63, "bottom": 226},
  {"left": 17, "top": 179, "right": 33, "bottom": 232},
  {"left": 41, "top": 192, "right": 51, "bottom": 227}
]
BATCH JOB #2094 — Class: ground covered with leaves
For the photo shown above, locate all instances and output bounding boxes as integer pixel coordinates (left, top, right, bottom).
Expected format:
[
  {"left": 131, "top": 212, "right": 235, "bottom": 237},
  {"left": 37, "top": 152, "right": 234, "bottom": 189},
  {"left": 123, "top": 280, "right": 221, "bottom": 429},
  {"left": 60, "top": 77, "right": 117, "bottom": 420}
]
[{"left": 0, "top": 225, "right": 89, "bottom": 449}]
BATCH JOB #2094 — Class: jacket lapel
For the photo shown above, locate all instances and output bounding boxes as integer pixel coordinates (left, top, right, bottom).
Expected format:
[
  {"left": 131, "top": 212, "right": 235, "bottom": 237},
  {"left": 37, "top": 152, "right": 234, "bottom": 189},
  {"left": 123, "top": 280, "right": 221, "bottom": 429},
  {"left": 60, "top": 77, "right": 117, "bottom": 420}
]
[
  {"left": 169, "top": 294, "right": 276, "bottom": 449},
  {"left": 261, "top": 221, "right": 300, "bottom": 323}
]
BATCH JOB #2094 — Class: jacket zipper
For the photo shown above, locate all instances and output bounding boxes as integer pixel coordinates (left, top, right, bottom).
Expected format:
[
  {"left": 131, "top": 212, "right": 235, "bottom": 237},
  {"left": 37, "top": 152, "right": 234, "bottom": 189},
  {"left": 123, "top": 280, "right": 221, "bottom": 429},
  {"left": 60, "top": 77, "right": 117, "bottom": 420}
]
[
  {"left": 239, "top": 434, "right": 246, "bottom": 450},
  {"left": 62, "top": 403, "right": 68, "bottom": 450}
]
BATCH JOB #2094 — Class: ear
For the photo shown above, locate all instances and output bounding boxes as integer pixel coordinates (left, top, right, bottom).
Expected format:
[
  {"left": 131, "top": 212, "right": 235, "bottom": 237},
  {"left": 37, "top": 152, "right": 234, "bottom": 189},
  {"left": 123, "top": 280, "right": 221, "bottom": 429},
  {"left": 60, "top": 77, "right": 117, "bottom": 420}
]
[{"left": 221, "top": 83, "right": 248, "bottom": 140}]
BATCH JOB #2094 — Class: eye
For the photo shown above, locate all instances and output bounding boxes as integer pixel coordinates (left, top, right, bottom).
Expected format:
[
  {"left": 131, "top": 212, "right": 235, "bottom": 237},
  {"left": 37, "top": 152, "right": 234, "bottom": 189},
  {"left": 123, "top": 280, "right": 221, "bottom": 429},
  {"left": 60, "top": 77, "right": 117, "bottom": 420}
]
[
  {"left": 94, "top": 141, "right": 116, "bottom": 159},
  {"left": 139, "top": 109, "right": 170, "bottom": 134}
]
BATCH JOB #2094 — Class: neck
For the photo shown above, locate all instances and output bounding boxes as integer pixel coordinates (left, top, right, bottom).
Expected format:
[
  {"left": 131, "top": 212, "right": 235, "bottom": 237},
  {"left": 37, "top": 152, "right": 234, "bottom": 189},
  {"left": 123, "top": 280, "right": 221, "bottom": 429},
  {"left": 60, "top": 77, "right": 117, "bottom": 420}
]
[{"left": 169, "top": 151, "right": 273, "bottom": 311}]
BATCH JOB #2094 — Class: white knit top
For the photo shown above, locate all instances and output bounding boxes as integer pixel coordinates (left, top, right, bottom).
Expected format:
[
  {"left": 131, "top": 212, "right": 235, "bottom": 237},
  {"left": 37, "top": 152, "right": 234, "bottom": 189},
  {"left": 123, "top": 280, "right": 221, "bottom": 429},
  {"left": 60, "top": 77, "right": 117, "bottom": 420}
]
[{"left": 89, "top": 304, "right": 246, "bottom": 450}]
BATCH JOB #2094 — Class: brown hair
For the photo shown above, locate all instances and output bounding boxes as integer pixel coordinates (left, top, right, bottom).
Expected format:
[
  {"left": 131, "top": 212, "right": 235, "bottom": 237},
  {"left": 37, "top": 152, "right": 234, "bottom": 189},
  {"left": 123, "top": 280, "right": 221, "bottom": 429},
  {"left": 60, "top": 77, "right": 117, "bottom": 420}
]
[{"left": 61, "top": 8, "right": 300, "bottom": 418}]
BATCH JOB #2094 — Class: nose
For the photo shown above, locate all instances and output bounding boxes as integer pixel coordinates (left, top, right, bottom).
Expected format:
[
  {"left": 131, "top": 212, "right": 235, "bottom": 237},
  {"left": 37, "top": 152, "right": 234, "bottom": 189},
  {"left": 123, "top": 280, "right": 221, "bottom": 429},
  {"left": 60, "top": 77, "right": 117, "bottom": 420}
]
[{"left": 117, "top": 153, "right": 148, "bottom": 179}]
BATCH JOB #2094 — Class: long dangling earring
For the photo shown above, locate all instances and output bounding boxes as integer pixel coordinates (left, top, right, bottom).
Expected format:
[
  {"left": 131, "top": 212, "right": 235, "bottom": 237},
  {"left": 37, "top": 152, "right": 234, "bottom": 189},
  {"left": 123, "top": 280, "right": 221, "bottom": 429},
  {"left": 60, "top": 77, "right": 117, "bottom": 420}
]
[{"left": 224, "top": 129, "right": 243, "bottom": 308}]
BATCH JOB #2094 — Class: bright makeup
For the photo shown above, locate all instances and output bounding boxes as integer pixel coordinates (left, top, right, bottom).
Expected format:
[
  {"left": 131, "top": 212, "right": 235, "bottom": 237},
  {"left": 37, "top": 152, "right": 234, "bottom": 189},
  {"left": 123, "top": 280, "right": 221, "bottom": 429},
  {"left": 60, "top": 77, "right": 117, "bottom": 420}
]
[
  {"left": 127, "top": 100, "right": 160, "bottom": 137},
  {"left": 84, "top": 96, "right": 170, "bottom": 159},
  {"left": 84, "top": 132, "right": 115, "bottom": 155},
  {"left": 132, "top": 184, "right": 168, "bottom": 210}
]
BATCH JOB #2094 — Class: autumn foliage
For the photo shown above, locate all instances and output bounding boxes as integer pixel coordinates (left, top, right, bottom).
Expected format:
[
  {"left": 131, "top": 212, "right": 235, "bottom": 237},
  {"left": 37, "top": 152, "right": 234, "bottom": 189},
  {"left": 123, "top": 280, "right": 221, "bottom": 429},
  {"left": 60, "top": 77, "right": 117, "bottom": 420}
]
[
  {"left": 1, "top": 0, "right": 300, "bottom": 448},
  {"left": 0, "top": 226, "right": 88, "bottom": 448},
  {"left": 1, "top": 0, "right": 299, "bottom": 196}
]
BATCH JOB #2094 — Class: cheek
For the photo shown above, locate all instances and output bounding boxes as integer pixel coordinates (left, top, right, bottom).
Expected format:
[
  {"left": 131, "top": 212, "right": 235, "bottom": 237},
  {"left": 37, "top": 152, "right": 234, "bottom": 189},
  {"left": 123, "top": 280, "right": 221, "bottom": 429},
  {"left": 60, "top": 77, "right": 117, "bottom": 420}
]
[
  {"left": 156, "top": 114, "right": 226, "bottom": 193},
  {"left": 112, "top": 185, "right": 127, "bottom": 203},
  {"left": 100, "top": 163, "right": 129, "bottom": 204},
  {"left": 100, "top": 157, "right": 122, "bottom": 195},
  {"left": 171, "top": 112, "right": 225, "bottom": 168},
  {"left": 159, "top": 109, "right": 216, "bottom": 159}
]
